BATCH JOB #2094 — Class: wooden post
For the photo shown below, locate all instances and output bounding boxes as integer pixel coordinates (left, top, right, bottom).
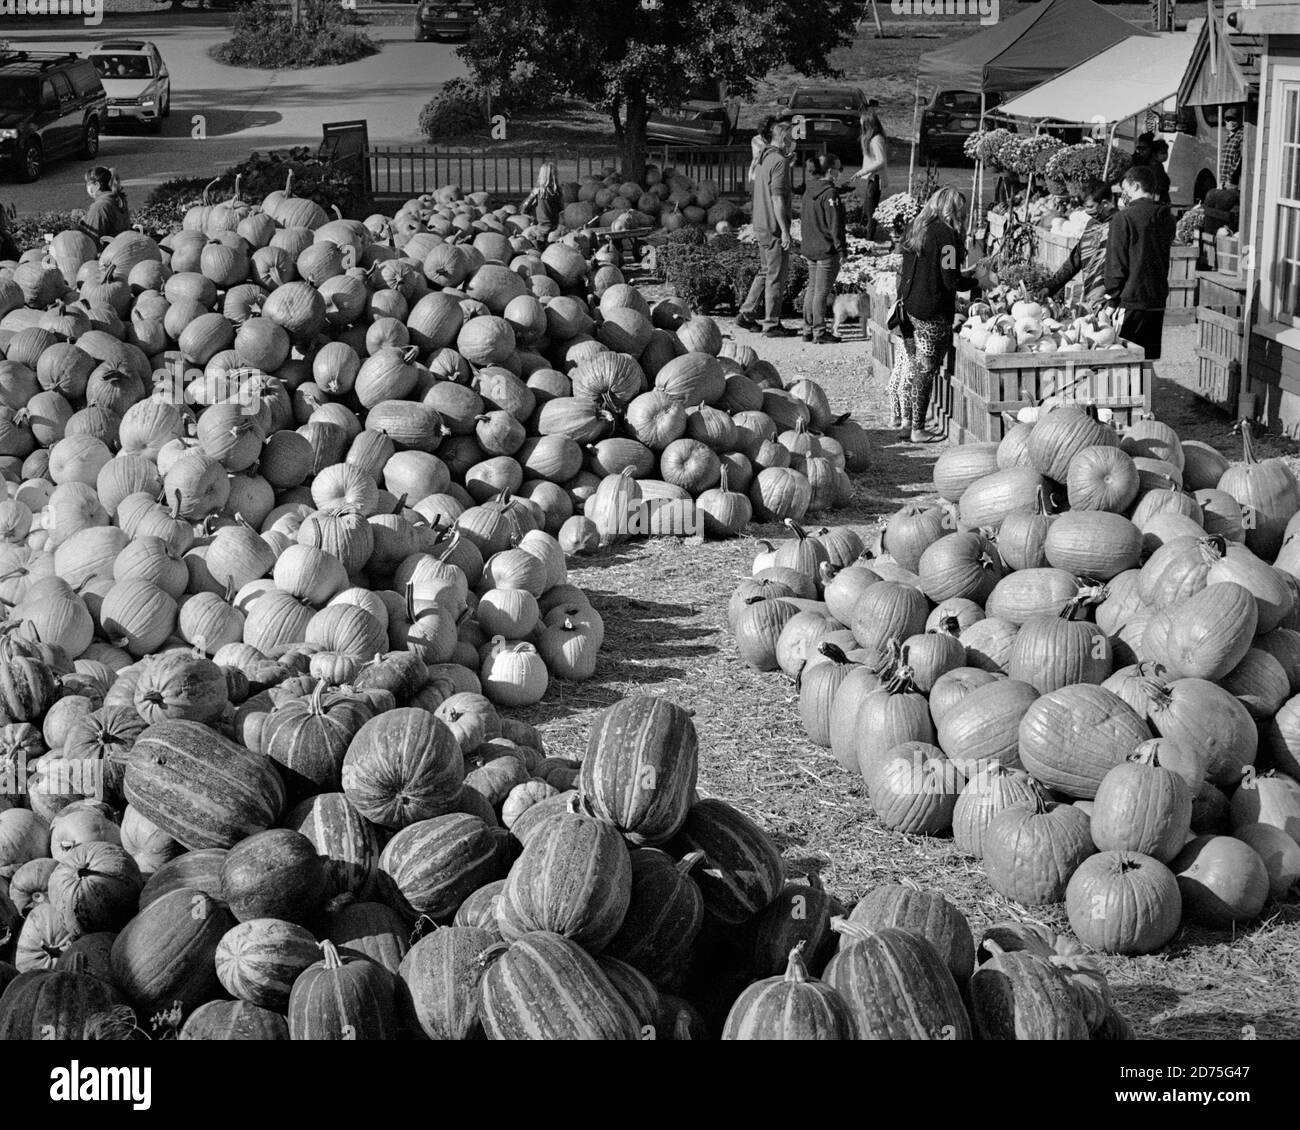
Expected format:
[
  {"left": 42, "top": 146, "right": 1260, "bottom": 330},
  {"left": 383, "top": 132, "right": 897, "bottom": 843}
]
[{"left": 908, "top": 73, "right": 921, "bottom": 193}]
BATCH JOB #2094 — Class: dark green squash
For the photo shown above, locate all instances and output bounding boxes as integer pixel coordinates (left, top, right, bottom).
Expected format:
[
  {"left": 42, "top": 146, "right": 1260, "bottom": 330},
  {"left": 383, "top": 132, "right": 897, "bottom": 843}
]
[
  {"left": 180, "top": 998, "right": 290, "bottom": 1040},
  {"left": 219, "top": 828, "right": 328, "bottom": 925},
  {"left": 398, "top": 924, "right": 496, "bottom": 1040},
  {"left": 284, "top": 791, "right": 380, "bottom": 902},
  {"left": 669, "top": 799, "right": 784, "bottom": 928},
  {"left": 603, "top": 848, "right": 703, "bottom": 989},
  {"left": 0, "top": 953, "right": 121, "bottom": 1039},
  {"left": 746, "top": 876, "right": 844, "bottom": 979},
  {"left": 138, "top": 848, "right": 228, "bottom": 910},
  {"left": 841, "top": 883, "right": 975, "bottom": 986},
  {"left": 327, "top": 900, "right": 411, "bottom": 975},
  {"left": 46, "top": 841, "right": 143, "bottom": 935},
  {"left": 287, "top": 938, "right": 398, "bottom": 1040},
  {"left": 969, "top": 939, "right": 1090, "bottom": 1040}
]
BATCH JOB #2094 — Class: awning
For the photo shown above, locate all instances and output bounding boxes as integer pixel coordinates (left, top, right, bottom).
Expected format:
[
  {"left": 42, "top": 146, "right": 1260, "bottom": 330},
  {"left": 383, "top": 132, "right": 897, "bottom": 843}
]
[
  {"left": 1178, "top": 12, "right": 1262, "bottom": 106},
  {"left": 994, "top": 32, "right": 1198, "bottom": 125},
  {"left": 917, "top": 0, "right": 1149, "bottom": 96}
]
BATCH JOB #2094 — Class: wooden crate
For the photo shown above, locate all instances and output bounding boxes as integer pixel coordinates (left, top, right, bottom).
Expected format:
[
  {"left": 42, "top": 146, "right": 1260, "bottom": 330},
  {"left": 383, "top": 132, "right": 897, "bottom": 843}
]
[
  {"left": 1194, "top": 304, "right": 1246, "bottom": 411},
  {"left": 951, "top": 337, "right": 1150, "bottom": 444},
  {"left": 1198, "top": 270, "right": 1248, "bottom": 310},
  {"left": 1033, "top": 227, "right": 1073, "bottom": 274}
]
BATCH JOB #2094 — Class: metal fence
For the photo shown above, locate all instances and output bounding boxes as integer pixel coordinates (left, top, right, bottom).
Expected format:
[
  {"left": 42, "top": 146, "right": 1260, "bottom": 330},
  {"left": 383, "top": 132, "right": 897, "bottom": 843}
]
[{"left": 367, "top": 141, "right": 829, "bottom": 204}]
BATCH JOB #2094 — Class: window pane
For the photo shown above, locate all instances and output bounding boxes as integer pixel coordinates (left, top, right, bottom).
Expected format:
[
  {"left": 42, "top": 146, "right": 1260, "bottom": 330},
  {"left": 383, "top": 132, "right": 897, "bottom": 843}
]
[
  {"left": 1276, "top": 205, "right": 1300, "bottom": 321},
  {"left": 1287, "top": 87, "right": 1300, "bottom": 143},
  {"left": 1284, "top": 144, "right": 1300, "bottom": 202}
]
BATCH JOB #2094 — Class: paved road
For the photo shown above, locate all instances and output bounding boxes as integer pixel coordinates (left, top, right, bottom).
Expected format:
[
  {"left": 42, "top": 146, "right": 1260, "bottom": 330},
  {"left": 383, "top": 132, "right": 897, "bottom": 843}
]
[{"left": 3, "top": 22, "right": 468, "bottom": 212}]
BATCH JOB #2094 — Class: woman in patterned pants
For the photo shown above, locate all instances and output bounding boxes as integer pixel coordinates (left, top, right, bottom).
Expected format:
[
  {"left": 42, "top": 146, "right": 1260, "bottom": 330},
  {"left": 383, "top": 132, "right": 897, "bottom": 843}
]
[
  {"left": 889, "top": 186, "right": 977, "bottom": 442},
  {"left": 887, "top": 317, "right": 951, "bottom": 435}
]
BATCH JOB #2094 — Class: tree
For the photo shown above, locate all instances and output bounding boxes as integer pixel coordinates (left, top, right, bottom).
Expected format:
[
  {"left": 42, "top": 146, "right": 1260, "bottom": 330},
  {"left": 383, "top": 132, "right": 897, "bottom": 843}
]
[{"left": 459, "top": 0, "right": 860, "bottom": 176}]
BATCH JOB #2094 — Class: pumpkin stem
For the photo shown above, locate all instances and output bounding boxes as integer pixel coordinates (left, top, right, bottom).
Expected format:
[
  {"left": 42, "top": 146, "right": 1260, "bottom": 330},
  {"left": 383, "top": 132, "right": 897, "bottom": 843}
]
[
  {"left": 317, "top": 939, "right": 343, "bottom": 970},
  {"left": 818, "top": 641, "right": 850, "bottom": 664},
  {"left": 404, "top": 581, "right": 417, "bottom": 625},
  {"left": 719, "top": 465, "right": 731, "bottom": 493},
  {"left": 828, "top": 915, "right": 874, "bottom": 941},
  {"left": 677, "top": 850, "right": 706, "bottom": 877},
  {"left": 935, "top": 615, "right": 961, "bottom": 637},
  {"left": 783, "top": 941, "right": 812, "bottom": 984},
  {"left": 1240, "top": 418, "right": 1256, "bottom": 465}
]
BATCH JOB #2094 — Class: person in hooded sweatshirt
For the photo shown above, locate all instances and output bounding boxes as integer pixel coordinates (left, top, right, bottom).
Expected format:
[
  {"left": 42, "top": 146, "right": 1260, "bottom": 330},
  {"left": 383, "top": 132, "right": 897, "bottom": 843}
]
[
  {"left": 79, "top": 166, "right": 132, "bottom": 243},
  {"left": 800, "top": 153, "right": 848, "bottom": 344},
  {"left": 1103, "top": 162, "right": 1176, "bottom": 361}
]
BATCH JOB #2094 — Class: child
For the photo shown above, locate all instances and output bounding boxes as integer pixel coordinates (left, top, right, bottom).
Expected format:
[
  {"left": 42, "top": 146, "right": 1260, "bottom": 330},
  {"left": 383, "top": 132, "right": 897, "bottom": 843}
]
[
  {"left": 80, "top": 167, "right": 132, "bottom": 242},
  {"left": 800, "top": 153, "right": 848, "bottom": 344},
  {"left": 521, "top": 162, "right": 562, "bottom": 237}
]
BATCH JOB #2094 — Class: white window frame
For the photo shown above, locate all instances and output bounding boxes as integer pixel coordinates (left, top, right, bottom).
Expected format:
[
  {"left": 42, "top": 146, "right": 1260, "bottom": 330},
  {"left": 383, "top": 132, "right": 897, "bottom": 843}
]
[{"left": 1258, "top": 61, "right": 1300, "bottom": 349}]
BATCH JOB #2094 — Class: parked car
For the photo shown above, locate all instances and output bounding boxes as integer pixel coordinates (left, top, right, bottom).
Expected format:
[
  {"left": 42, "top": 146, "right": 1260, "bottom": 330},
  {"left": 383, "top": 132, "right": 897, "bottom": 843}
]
[
  {"left": 0, "top": 49, "right": 105, "bottom": 183},
  {"left": 783, "top": 86, "right": 871, "bottom": 159},
  {"left": 1155, "top": 104, "right": 1220, "bottom": 206},
  {"left": 414, "top": 0, "right": 479, "bottom": 42},
  {"left": 646, "top": 81, "right": 740, "bottom": 148},
  {"left": 89, "top": 41, "right": 170, "bottom": 134},
  {"left": 919, "top": 90, "right": 1004, "bottom": 164}
]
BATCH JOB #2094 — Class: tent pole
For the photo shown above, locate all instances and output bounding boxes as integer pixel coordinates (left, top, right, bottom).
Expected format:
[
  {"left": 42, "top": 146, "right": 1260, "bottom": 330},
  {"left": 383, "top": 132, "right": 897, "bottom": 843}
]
[
  {"left": 909, "top": 72, "right": 921, "bottom": 193},
  {"left": 970, "top": 90, "right": 986, "bottom": 237}
]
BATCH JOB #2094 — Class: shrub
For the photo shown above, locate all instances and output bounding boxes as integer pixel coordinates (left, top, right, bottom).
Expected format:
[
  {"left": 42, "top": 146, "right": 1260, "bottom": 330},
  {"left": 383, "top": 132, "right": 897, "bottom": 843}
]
[
  {"left": 658, "top": 232, "right": 807, "bottom": 316},
  {"left": 213, "top": 0, "right": 377, "bottom": 69},
  {"left": 10, "top": 211, "right": 84, "bottom": 254},
  {"left": 419, "top": 79, "right": 488, "bottom": 143}
]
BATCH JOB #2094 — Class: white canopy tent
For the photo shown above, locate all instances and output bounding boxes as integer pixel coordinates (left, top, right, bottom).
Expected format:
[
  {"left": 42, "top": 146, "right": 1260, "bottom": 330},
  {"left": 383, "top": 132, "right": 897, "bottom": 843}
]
[{"left": 994, "top": 31, "right": 1198, "bottom": 125}]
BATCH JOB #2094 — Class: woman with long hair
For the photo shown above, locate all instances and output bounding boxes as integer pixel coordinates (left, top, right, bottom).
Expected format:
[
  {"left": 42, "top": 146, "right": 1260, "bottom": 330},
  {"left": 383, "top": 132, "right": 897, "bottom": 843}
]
[
  {"left": 848, "top": 109, "right": 888, "bottom": 240},
  {"left": 886, "top": 185, "right": 978, "bottom": 442},
  {"left": 79, "top": 166, "right": 131, "bottom": 242},
  {"left": 521, "top": 161, "right": 562, "bottom": 237}
]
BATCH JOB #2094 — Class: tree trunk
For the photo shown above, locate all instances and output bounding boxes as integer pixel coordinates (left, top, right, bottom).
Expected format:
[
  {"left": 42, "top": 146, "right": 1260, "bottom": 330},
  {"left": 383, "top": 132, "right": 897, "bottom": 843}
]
[{"left": 620, "top": 84, "right": 649, "bottom": 180}]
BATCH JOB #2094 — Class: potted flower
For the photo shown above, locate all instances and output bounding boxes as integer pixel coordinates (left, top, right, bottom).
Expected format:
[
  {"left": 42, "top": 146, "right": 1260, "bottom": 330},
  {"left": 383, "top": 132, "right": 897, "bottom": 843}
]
[{"left": 873, "top": 193, "right": 920, "bottom": 249}]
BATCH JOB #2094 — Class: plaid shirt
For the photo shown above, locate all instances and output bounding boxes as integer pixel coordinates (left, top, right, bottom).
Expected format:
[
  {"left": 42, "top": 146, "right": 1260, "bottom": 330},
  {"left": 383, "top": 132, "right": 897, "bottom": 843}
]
[{"left": 1220, "top": 128, "right": 1244, "bottom": 186}]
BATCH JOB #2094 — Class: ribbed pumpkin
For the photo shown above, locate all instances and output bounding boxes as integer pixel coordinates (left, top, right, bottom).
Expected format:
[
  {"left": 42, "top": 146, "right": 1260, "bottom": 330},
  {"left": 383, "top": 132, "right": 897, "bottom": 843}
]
[
  {"left": 398, "top": 925, "right": 497, "bottom": 1040},
  {"left": 1144, "top": 581, "right": 1256, "bottom": 682},
  {"left": 478, "top": 931, "right": 641, "bottom": 1040},
  {"left": 1043, "top": 510, "right": 1141, "bottom": 580},
  {"left": 579, "top": 695, "right": 697, "bottom": 846},
  {"left": 917, "top": 531, "right": 1003, "bottom": 604},
  {"left": 933, "top": 442, "right": 999, "bottom": 502},
  {"left": 969, "top": 940, "right": 1089, "bottom": 1040},
  {"left": 1144, "top": 677, "right": 1257, "bottom": 790},
  {"left": 1018, "top": 685, "right": 1152, "bottom": 800},
  {"left": 286, "top": 792, "right": 379, "bottom": 901},
  {"left": 260, "top": 684, "right": 376, "bottom": 798},
  {"left": 496, "top": 808, "right": 631, "bottom": 949},
  {"left": 852, "top": 658, "right": 935, "bottom": 782},
  {"left": 1217, "top": 420, "right": 1300, "bottom": 559},
  {"left": 0, "top": 953, "right": 122, "bottom": 1040},
  {"left": 1006, "top": 602, "right": 1112, "bottom": 694},
  {"left": 1065, "top": 851, "right": 1181, "bottom": 955},
  {"left": 288, "top": 939, "right": 398, "bottom": 1040},
  {"left": 823, "top": 920, "right": 971, "bottom": 1039},
  {"left": 180, "top": 998, "right": 289, "bottom": 1040},
  {"left": 378, "top": 813, "right": 499, "bottom": 922},
  {"left": 936, "top": 678, "right": 1038, "bottom": 775},
  {"left": 867, "top": 741, "right": 964, "bottom": 835},
  {"left": 1090, "top": 744, "right": 1192, "bottom": 863},
  {"left": 957, "top": 467, "right": 1051, "bottom": 531},
  {"left": 1171, "top": 834, "right": 1269, "bottom": 927},
  {"left": 997, "top": 488, "right": 1055, "bottom": 571},
  {"left": 341, "top": 708, "right": 464, "bottom": 829},
  {"left": 983, "top": 793, "right": 1096, "bottom": 904},
  {"left": 669, "top": 799, "right": 784, "bottom": 928},
  {"left": 1027, "top": 405, "right": 1120, "bottom": 483},
  {"left": 125, "top": 720, "right": 286, "bottom": 849},
  {"left": 1066, "top": 444, "right": 1139, "bottom": 512},
  {"left": 799, "top": 643, "right": 857, "bottom": 746},
  {"left": 840, "top": 884, "right": 975, "bottom": 986},
  {"left": 132, "top": 650, "right": 228, "bottom": 725},
  {"left": 733, "top": 595, "right": 798, "bottom": 672},
  {"left": 46, "top": 841, "right": 142, "bottom": 934},
  {"left": 110, "top": 888, "right": 235, "bottom": 1012},
  {"left": 850, "top": 581, "right": 928, "bottom": 655},
  {"left": 215, "top": 918, "right": 320, "bottom": 1010},
  {"left": 722, "top": 942, "right": 856, "bottom": 1040},
  {"left": 219, "top": 828, "right": 328, "bottom": 924},
  {"left": 883, "top": 504, "right": 947, "bottom": 572},
  {"left": 601, "top": 848, "right": 704, "bottom": 989}
]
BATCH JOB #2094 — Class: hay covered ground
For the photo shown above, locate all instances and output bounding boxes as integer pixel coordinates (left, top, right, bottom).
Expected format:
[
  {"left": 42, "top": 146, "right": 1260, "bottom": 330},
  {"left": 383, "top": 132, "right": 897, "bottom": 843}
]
[{"left": 516, "top": 314, "right": 1300, "bottom": 1042}]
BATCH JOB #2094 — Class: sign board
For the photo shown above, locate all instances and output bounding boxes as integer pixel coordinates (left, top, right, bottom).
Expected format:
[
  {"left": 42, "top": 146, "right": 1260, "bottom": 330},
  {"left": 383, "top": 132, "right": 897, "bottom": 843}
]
[{"left": 319, "top": 120, "right": 371, "bottom": 196}]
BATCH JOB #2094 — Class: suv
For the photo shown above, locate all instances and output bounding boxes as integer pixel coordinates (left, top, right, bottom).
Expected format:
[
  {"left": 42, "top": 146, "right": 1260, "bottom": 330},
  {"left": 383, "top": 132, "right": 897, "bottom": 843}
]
[
  {"left": 646, "top": 81, "right": 740, "bottom": 148},
  {"left": 414, "top": 1, "right": 479, "bottom": 41},
  {"left": 0, "top": 50, "right": 105, "bottom": 182},
  {"left": 919, "top": 90, "right": 1004, "bottom": 164},
  {"left": 784, "top": 86, "right": 871, "bottom": 159},
  {"left": 89, "top": 41, "right": 171, "bottom": 134}
]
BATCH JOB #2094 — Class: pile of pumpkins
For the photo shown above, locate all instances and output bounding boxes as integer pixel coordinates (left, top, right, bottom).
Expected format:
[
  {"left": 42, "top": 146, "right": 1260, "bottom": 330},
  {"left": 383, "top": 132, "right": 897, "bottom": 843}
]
[
  {"left": 732, "top": 408, "right": 1300, "bottom": 958},
  {"left": 0, "top": 686, "right": 1130, "bottom": 1040},
  {"left": 958, "top": 289, "right": 1131, "bottom": 356}
]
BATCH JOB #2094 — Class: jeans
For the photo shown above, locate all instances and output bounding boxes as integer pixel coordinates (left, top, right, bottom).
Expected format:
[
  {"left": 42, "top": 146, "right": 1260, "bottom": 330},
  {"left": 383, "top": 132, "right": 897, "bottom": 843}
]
[
  {"left": 802, "top": 254, "right": 839, "bottom": 335},
  {"left": 740, "top": 233, "right": 790, "bottom": 328},
  {"left": 860, "top": 175, "right": 881, "bottom": 242}
]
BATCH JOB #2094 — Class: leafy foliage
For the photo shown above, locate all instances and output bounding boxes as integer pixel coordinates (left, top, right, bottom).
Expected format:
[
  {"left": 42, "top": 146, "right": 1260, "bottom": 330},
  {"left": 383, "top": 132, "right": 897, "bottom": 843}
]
[
  {"left": 657, "top": 231, "right": 807, "bottom": 315},
  {"left": 419, "top": 79, "right": 489, "bottom": 143},
  {"left": 213, "top": 0, "right": 377, "bottom": 69},
  {"left": 457, "top": 0, "right": 859, "bottom": 170}
]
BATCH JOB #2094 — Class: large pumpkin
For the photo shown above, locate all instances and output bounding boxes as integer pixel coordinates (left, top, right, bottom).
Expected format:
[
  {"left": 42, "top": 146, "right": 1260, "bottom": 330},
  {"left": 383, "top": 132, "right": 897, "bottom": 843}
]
[
  {"left": 1018, "top": 685, "right": 1152, "bottom": 799},
  {"left": 983, "top": 793, "right": 1096, "bottom": 904},
  {"left": 287, "top": 939, "right": 398, "bottom": 1040},
  {"left": 1065, "top": 851, "right": 1181, "bottom": 954},
  {"left": 722, "top": 942, "right": 856, "bottom": 1040},
  {"left": 398, "top": 925, "right": 498, "bottom": 1040},
  {"left": 377, "top": 813, "right": 499, "bottom": 922},
  {"left": 341, "top": 708, "right": 464, "bottom": 829},
  {"left": 579, "top": 695, "right": 698, "bottom": 846}
]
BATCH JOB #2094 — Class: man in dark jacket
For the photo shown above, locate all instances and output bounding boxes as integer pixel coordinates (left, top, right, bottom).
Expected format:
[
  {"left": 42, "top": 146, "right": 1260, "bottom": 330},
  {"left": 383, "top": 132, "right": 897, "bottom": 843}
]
[
  {"left": 737, "top": 114, "right": 796, "bottom": 337},
  {"left": 800, "top": 154, "right": 849, "bottom": 343},
  {"left": 1103, "top": 163, "right": 1176, "bottom": 360}
]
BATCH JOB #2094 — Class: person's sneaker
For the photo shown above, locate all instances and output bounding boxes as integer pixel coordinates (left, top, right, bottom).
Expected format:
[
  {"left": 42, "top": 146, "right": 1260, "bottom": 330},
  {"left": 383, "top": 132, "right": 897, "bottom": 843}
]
[
  {"left": 735, "top": 313, "right": 761, "bottom": 332},
  {"left": 801, "top": 330, "right": 814, "bottom": 342},
  {"left": 764, "top": 325, "right": 797, "bottom": 338},
  {"left": 814, "top": 332, "right": 843, "bottom": 345}
]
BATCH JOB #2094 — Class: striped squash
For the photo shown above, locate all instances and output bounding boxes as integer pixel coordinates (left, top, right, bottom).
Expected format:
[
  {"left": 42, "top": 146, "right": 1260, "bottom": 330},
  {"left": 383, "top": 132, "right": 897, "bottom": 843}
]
[
  {"left": 288, "top": 939, "right": 398, "bottom": 1040},
  {"left": 215, "top": 918, "right": 320, "bottom": 1010},
  {"left": 219, "top": 829, "right": 328, "bottom": 925},
  {"left": 603, "top": 848, "right": 704, "bottom": 988},
  {"left": 377, "top": 813, "right": 499, "bottom": 922},
  {"left": 453, "top": 879, "right": 506, "bottom": 935},
  {"left": 110, "top": 888, "right": 235, "bottom": 1013},
  {"left": 341, "top": 708, "right": 464, "bottom": 830},
  {"left": 746, "top": 878, "right": 845, "bottom": 979},
  {"left": 579, "top": 695, "right": 698, "bottom": 845},
  {"left": 124, "top": 720, "right": 286, "bottom": 850},
  {"left": 326, "top": 901, "right": 411, "bottom": 975},
  {"left": 0, "top": 956, "right": 121, "bottom": 1040},
  {"left": 138, "top": 848, "right": 228, "bottom": 910},
  {"left": 840, "top": 884, "right": 975, "bottom": 987},
  {"left": 398, "top": 925, "right": 497, "bottom": 1040},
  {"left": 478, "top": 931, "right": 642, "bottom": 1040},
  {"left": 669, "top": 799, "right": 784, "bottom": 928},
  {"left": 285, "top": 792, "right": 380, "bottom": 902},
  {"left": 823, "top": 921, "right": 972, "bottom": 1040},
  {"left": 496, "top": 811, "right": 633, "bottom": 951},
  {"left": 180, "top": 999, "right": 290, "bottom": 1040},
  {"left": 969, "top": 941, "right": 1090, "bottom": 1040},
  {"left": 722, "top": 943, "right": 856, "bottom": 1040}
]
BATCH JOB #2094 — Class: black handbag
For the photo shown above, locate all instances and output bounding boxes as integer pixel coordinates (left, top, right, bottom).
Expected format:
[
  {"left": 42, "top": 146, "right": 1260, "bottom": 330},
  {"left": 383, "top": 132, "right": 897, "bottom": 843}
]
[{"left": 887, "top": 255, "right": 916, "bottom": 337}]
